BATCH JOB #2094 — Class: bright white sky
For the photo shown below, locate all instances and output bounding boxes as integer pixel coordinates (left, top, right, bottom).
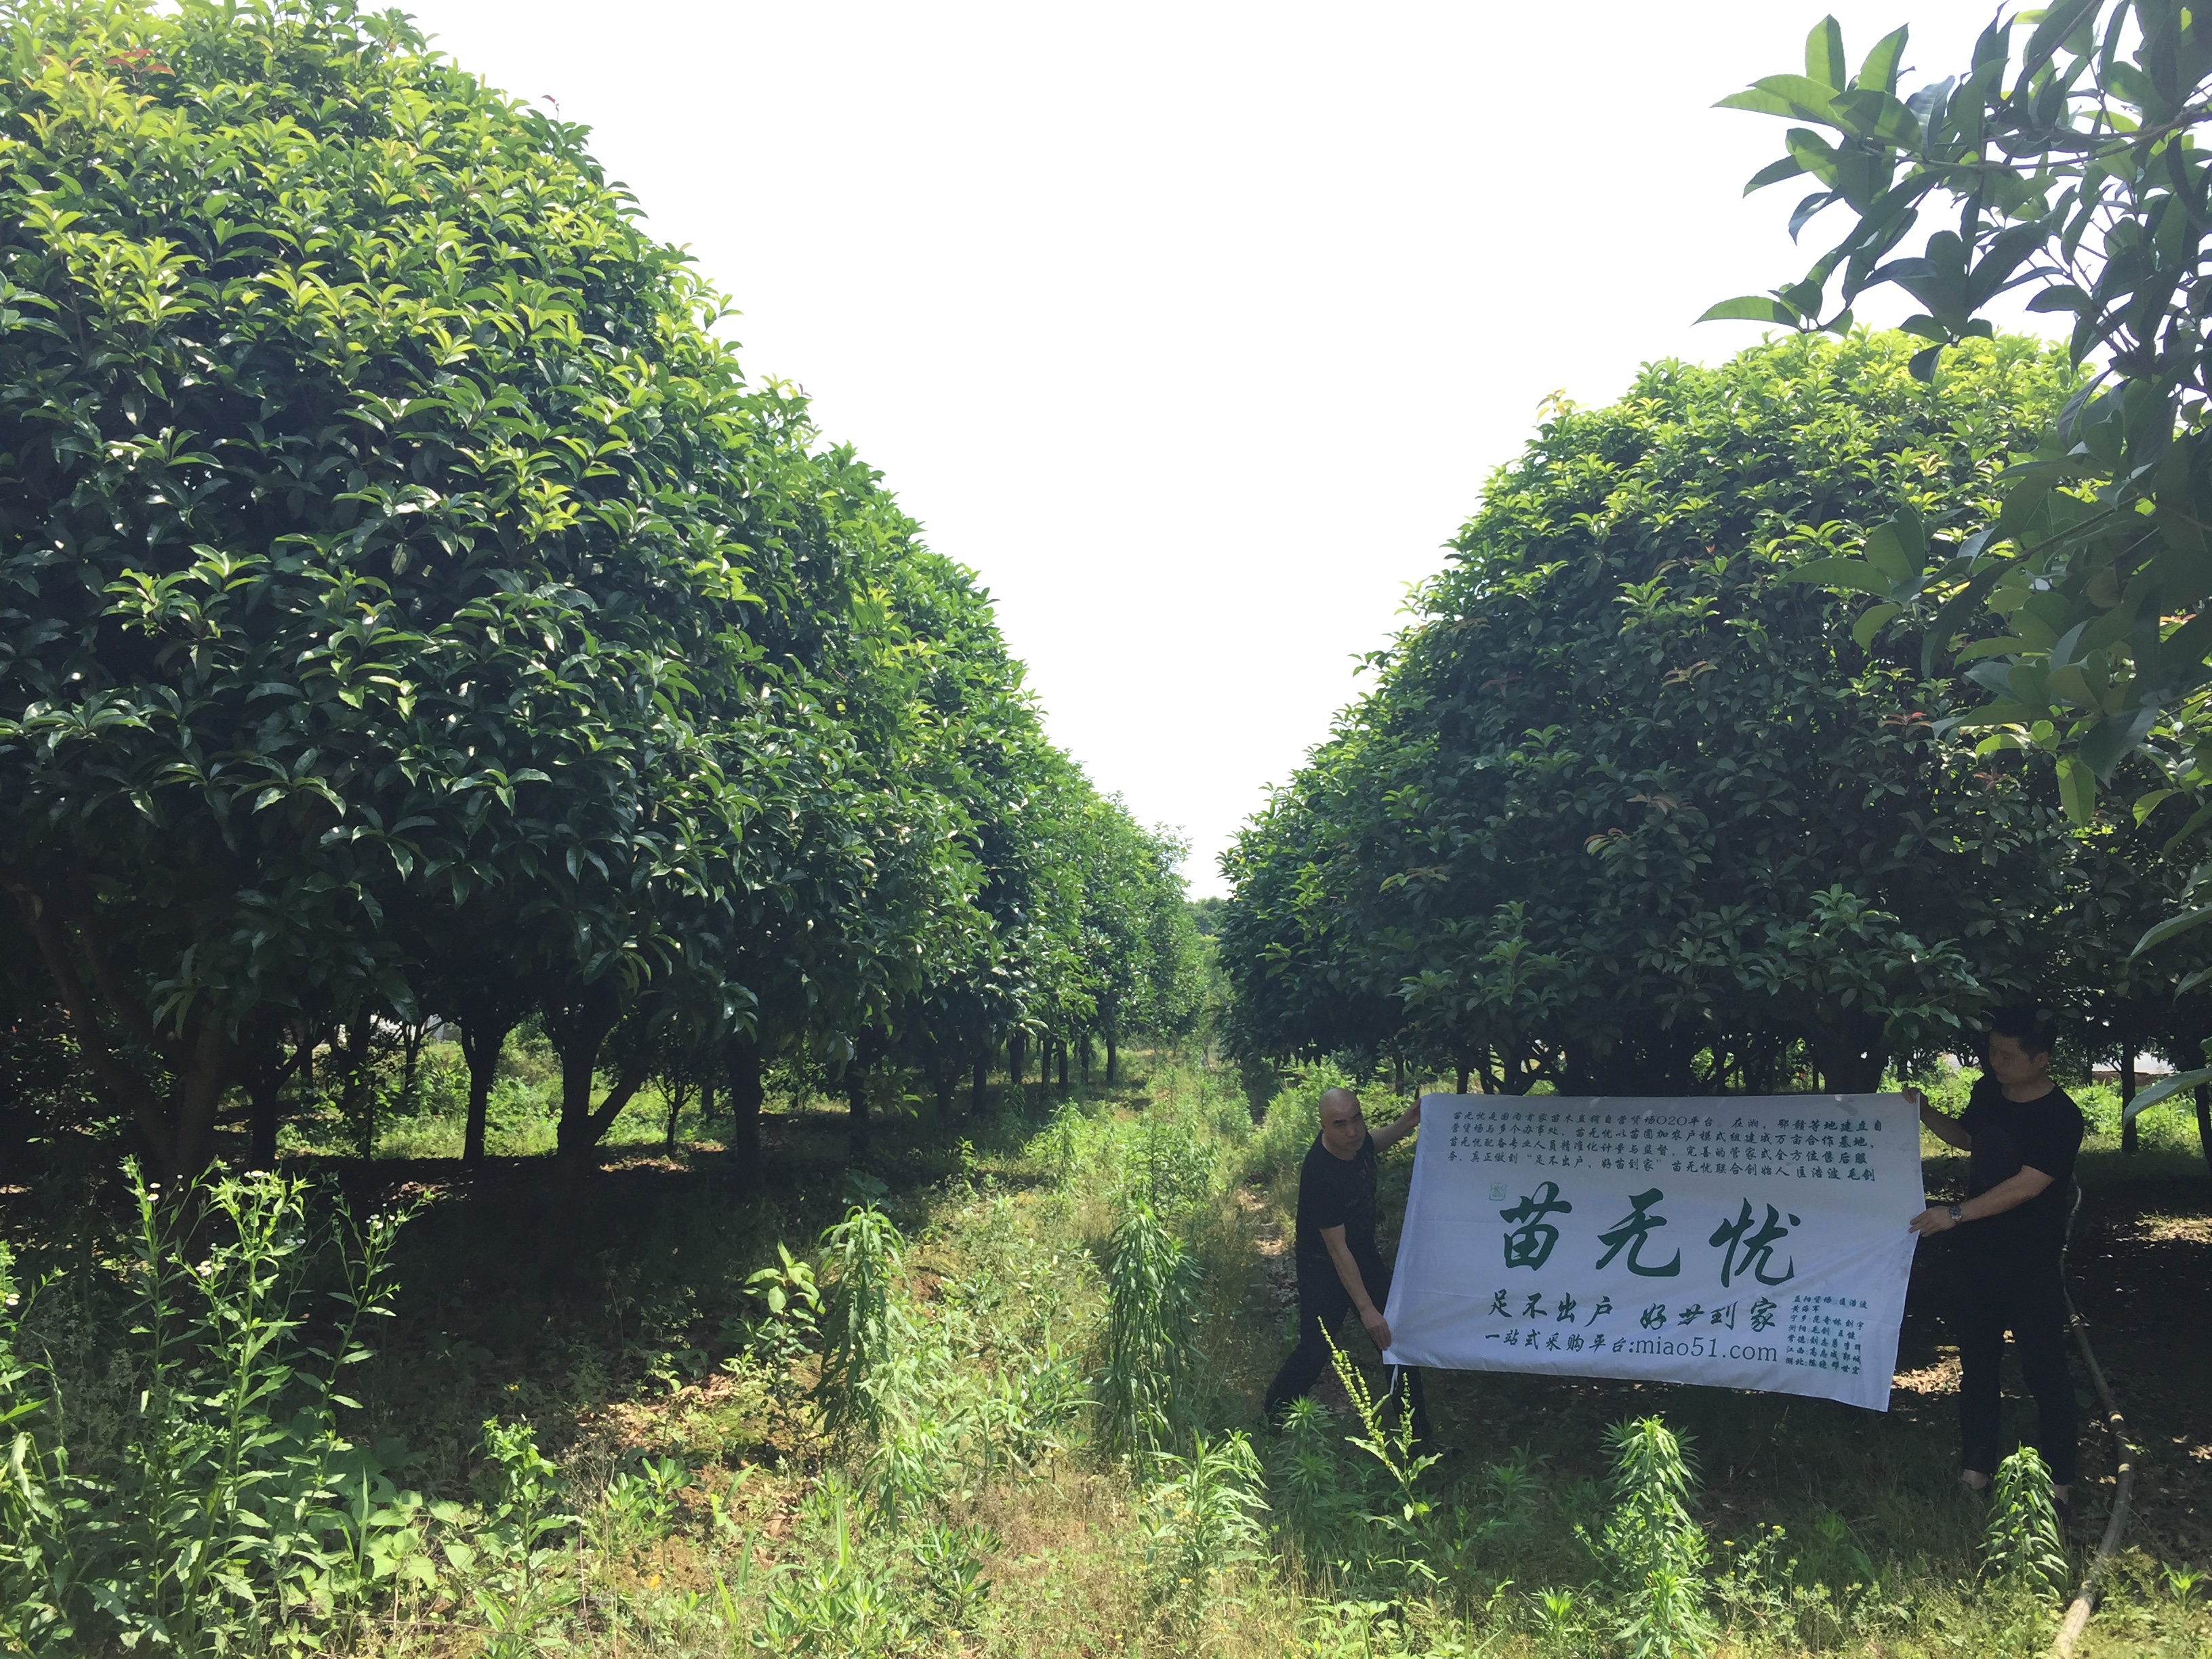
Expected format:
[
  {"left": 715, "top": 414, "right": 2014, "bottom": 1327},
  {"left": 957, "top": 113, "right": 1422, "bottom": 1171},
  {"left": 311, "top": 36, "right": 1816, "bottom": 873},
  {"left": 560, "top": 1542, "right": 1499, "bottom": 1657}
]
[{"left": 407, "top": 1, "right": 2051, "bottom": 897}]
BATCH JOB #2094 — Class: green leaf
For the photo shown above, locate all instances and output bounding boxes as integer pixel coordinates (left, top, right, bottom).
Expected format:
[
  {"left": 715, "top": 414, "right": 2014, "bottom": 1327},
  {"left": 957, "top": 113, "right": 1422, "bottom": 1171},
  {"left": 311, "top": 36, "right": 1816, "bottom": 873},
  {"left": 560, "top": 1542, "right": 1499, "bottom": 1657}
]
[
  {"left": 2077, "top": 705, "right": 2158, "bottom": 783},
  {"left": 1717, "top": 87, "right": 1800, "bottom": 119},
  {"left": 1777, "top": 556, "right": 1895, "bottom": 596},
  {"left": 1806, "top": 16, "right": 1848, "bottom": 90},
  {"left": 2132, "top": 788, "right": 2179, "bottom": 825},
  {"left": 2055, "top": 752, "right": 2096, "bottom": 825},
  {"left": 1853, "top": 24, "right": 1908, "bottom": 93},
  {"left": 2132, "top": 905, "right": 2212, "bottom": 958},
  {"left": 1830, "top": 87, "right": 1921, "bottom": 148},
  {"left": 1851, "top": 602, "right": 1901, "bottom": 650},
  {"left": 2122, "top": 1067, "right": 2212, "bottom": 1120},
  {"left": 1744, "top": 155, "right": 1809, "bottom": 194},
  {"left": 1860, "top": 523, "right": 1916, "bottom": 583},
  {"left": 1697, "top": 295, "right": 1801, "bottom": 325}
]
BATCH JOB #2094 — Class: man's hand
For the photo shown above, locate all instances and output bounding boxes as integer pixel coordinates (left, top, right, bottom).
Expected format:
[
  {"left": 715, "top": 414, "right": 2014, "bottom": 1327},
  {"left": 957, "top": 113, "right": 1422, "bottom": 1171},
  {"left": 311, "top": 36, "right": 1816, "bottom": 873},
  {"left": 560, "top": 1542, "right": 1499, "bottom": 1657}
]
[
  {"left": 1360, "top": 1305, "right": 1393, "bottom": 1349},
  {"left": 1908, "top": 1204, "right": 1958, "bottom": 1236},
  {"left": 1372, "top": 1098, "right": 1421, "bottom": 1152},
  {"left": 1910, "top": 1086, "right": 1973, "bottom": 1150}
]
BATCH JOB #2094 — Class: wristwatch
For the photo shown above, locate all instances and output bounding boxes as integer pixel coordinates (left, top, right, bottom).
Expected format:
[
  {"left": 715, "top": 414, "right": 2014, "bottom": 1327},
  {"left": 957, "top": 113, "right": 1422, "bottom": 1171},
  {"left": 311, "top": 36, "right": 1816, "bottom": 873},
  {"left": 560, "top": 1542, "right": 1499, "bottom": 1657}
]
[{"left": 1947, "top": 1204, "right": 1963, "bottom": 1223}]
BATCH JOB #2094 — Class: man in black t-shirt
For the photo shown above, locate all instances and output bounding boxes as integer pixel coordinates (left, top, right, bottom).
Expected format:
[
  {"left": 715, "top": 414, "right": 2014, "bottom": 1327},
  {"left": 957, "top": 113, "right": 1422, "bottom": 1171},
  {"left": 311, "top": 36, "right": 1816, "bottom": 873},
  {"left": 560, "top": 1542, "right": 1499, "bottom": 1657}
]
[
  {"left": 1908, "top": 1004, "right": 2086, "bottom": 1517},
  {"left": 1262, "top": 1086, "right": 1431, "bottom": 1438}
]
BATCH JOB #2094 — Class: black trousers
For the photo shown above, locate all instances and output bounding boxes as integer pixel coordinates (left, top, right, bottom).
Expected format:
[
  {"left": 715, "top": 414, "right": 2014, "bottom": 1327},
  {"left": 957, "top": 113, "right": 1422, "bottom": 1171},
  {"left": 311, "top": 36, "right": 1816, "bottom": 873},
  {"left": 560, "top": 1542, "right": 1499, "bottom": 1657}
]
[
  {"left": 1957, "top": 1244, "right": 2077, "bottom": 1485},
  {"left": 1263, "top": 1257, "right": 1430, "bottom": 1438}
]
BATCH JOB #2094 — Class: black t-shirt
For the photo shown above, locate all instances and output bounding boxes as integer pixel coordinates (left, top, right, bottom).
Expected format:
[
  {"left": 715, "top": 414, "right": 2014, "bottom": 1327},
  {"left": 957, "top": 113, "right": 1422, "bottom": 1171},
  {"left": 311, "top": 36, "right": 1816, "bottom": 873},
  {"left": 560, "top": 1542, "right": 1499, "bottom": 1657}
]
[
  {"left": 1295, "top": 1132, "right": 1380, "bottom": 1277},
  {"left": 1957, "top": 1078, "right": 2085, "bottom": 1253}
]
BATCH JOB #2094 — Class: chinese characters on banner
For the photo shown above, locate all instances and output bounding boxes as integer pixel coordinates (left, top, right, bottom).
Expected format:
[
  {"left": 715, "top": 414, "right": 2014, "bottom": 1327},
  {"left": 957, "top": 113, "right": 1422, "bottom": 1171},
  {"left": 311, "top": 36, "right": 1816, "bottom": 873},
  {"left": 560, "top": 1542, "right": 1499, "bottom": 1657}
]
[{"left": 1380, "top": 1096, "right": 1923, "bottom": 1411}]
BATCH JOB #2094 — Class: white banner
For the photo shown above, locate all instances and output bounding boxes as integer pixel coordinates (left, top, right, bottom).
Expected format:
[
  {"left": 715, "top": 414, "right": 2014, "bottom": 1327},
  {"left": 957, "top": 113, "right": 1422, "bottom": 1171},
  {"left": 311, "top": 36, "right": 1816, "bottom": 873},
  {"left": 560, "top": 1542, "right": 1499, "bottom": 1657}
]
[{"left": 1381, "top": 1094, "right": 1923, "bottom": 1411}]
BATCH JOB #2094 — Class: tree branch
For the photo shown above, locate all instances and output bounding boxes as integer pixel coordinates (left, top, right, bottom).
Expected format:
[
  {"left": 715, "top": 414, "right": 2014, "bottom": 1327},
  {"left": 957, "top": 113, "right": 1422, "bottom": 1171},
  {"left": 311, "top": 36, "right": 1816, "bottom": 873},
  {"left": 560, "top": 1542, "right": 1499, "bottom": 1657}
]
[{"left": 8, "top": 886, "right": 177, "bottom": 1167}]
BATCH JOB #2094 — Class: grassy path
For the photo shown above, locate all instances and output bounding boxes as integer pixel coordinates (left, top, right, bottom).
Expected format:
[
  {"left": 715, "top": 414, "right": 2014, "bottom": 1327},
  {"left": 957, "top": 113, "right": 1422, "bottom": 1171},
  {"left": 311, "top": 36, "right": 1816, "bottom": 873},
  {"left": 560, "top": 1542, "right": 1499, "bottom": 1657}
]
[{"left": 310, "top": 1057, "right": 2212, "bottom": 1656}]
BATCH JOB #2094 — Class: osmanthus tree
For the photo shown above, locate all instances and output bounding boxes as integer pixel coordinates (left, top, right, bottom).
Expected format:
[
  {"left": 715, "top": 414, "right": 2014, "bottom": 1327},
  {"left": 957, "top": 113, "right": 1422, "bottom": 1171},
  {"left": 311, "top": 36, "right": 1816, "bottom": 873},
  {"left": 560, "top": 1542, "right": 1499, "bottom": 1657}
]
[
  {"left": 0, "top": 0, "right": 929, "bottom": 1183},
  {"left": 1065, "top": 794, "right": 1206, "bottom": 1084},
  {"left": 1706, "top": 9, "right": 2212, "bottom": 991},
  {"left": 1220, "top": 332, "right": 2084, "bottom": 1094}
]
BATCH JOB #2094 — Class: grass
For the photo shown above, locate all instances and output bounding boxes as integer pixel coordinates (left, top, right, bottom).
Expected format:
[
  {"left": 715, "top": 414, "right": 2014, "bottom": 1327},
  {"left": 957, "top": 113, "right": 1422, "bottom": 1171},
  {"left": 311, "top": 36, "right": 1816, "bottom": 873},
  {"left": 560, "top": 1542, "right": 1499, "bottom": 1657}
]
[{"left": 7, "top": 1052, "right": 2212, "bottom": 1656}]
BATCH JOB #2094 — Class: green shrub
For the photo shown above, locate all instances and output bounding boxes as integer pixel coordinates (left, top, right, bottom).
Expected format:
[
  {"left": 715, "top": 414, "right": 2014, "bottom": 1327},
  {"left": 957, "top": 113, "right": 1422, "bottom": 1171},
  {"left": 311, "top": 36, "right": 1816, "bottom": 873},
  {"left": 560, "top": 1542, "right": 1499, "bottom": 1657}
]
[
  {"left": 1098, "top": 1203, "right": 1201, "bottom": 1458},
  {"left": 0, "top": 1167, "right": 409, "bottom": 1654},
  {"left": 815, "top": 1199, "right": 913, "bottom": 1450},
  {"left": 1601, "top": 1416, "right": 1717, "bottom": 1659},
  {"left": 1982, "top": 1446, "right": 2070, "bottom": 1599},
  {"left": 1140, "top": 1431, "right": 1270, "bottom": 1625}
]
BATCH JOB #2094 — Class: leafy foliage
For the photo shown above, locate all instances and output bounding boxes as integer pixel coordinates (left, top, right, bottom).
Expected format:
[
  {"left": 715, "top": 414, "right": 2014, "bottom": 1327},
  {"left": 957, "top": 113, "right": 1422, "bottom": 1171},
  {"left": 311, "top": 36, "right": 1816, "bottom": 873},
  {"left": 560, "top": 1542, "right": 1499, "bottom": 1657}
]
[
  {"left": 1601, "top": 1417, "right": 1717, "bottom": 1659},
  {"left": 1221, "top": 332, "right": 2079, "bottom": 1089},
  {"left": 0, "top": 0, "right": 1201, "bottom": 1183},
  {"left": 1098, "top": 1202, "right": 1201, "bottom": 1458},
  {"left": 1982, "top": 1445, "right": 2071, "bottom": 1599},
  {"left": 1713, "top": 7, "right": 2212, "bottom": 848},
  {"left": 0, "top": 1166, "right": 409, "bottom": 1653}
]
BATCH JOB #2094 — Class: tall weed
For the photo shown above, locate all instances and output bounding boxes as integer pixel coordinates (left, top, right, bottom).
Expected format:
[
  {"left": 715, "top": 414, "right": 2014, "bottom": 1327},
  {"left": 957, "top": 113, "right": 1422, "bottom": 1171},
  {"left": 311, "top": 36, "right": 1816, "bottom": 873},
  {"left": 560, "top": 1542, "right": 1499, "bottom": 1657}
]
[
  {"left": 815, "top": 1197, "right": 912, "bottom": 1449},
  {"left": 1098, "top": 1202, "right": 1200, "bottom": 1458},
  {"left": 0, "top": 1166, "right": 411, "bottom": 1654},
  {"left": 1140, "top": 1431, "right": 1270, "bottom": 1629},
  {"left": 1600, "top": 1416, "right": 1716, "bottom": 1659},
  {"left": 1982, "top": 1446, "right": 2070, "bottom": 1599}
]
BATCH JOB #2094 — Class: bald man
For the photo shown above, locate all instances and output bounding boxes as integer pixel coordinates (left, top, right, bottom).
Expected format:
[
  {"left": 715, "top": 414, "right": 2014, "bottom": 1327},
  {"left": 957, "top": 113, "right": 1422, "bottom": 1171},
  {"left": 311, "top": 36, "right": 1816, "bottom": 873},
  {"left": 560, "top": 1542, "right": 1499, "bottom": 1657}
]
[{"left": 1262, "top": 1086, "right": 1431, "bottom": 1439}]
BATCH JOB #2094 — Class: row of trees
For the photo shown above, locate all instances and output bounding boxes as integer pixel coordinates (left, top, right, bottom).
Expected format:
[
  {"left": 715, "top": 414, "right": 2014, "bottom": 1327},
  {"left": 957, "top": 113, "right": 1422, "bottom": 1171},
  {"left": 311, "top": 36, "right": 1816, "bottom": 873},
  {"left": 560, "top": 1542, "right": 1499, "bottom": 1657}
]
[
  {"left": 0, "top": 0, "right": 1201, "bottom": 1187},
  {"left": 1218, "top": 331, "right": 2212, "bottom": 1101},
  {"left": 1223, "top": 5, "right": 2212, "bottom": 1124}
]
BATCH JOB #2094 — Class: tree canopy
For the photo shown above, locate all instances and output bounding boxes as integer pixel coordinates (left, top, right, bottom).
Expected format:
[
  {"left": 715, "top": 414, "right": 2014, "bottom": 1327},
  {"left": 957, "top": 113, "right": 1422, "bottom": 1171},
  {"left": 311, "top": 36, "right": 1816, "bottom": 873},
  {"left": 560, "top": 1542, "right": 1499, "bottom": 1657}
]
[
  {"left": 0, "top": 0, "right": 1196, "bottom": 1181},
  {"left": 1219, "top": 331, "right": 2128, "bottom": 1094}
]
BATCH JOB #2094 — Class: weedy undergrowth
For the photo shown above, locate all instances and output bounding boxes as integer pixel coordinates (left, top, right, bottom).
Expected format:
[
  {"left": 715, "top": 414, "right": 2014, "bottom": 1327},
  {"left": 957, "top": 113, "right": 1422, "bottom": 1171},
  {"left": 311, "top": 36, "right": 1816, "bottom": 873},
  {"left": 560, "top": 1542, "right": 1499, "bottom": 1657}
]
[
  {"left": 1099, "top": 1201, "right": 1200, "bottom": 1458},
  {"left": 1982, "top": 1446, "right": 2070, "bottom": 1599},
  {"left": 1599, "top": 1416, "right": 1716, "bottom": 1659},
  {"left": 814, "top": 1192, "right": 914, "bottom": 1450},
  {"left": 456, "top": 1418, "right": 578, "bottom": 1657},
  {"left": 0, "top": 1165, "right": 411, "bottom": 1656},
  {"left": 1323, "top": 1324, "right": 1442, "bottom": 1584},
  {"left": 1140, "top": 1430, "right": 1271, "bottom": 1631}
]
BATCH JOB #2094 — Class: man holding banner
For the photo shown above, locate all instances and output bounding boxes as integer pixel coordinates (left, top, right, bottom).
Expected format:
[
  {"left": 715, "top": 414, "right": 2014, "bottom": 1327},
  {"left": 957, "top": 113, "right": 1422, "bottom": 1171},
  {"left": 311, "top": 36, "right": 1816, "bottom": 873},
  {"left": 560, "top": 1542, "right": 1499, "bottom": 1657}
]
[
  {"left": 1378, "top": 1082, "right": 1921, "bottom": 1412},
  {"left": 1263, "top": 1086, "right": 1433, "bottom": 1440},
  {"left": 1906, "top": 1005, "right": 2085, "bottom": 1519}
]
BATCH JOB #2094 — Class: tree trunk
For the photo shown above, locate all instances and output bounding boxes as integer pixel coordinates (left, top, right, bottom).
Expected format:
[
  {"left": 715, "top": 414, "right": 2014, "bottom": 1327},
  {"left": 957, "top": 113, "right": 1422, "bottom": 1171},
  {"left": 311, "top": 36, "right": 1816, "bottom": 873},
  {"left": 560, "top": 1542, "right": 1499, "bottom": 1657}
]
[
  {"left": 239, "top": 1019, "right": 308, "bottom": 1171},
  {"left": 726, "top": 1036, "right": 765, "bottom": 1188},
  {"left": 2118, "top": 1050, "right": 2137, "bottom": 1153},
  {"left": 246, "top": 1075, "right": 281, "bottom": 1169},
  {"left": 546, "top": 984, "right": 644, "bottom": 1172},
  {"left": 333, "top": 1019, "right": 378, "bottom": 1163},
  {"left": 663, "top": 1076, "right": 689, "bottom": 1153},
  {"left": 1107, "top": 1036, "right": 1118, "bottom": 1085},
  {"left": 1058, "top": 1040, "right": 1069, "bottom": 1090},
  {"left": 1456, "top": 1059, "right": 1471, "bottom": 1094},
  {"left": 1808, "top": 1015, "right": 1885, "bottom": 1094},
  {"left": 165, "top": 1018, "right": 234, "bottom": 1189},
  {"left": 2196, "top": 1082, "right": 2212, "bottom": 1186},
  {"left": 397, "top": 1019, "right": 428, "bottom": 1116},
  {"left": 844, "top": 1059, "right": 870, "bottom": 1149},
  {"left": 458, "top": 1013, "right": 515, "bottom": 1170},
  {"left": 1008, "top": 1031, "right": 1027, "bottom": 1102},
  {"left": 12, "top": 886, "right": 236, "bottom": 1187},
  {"left": 972, "top": 1052, "right": 988, "bottom": 1115},
  {"left": 1080, "top": 1033, "right": 1091, "bottom": 1083}
]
